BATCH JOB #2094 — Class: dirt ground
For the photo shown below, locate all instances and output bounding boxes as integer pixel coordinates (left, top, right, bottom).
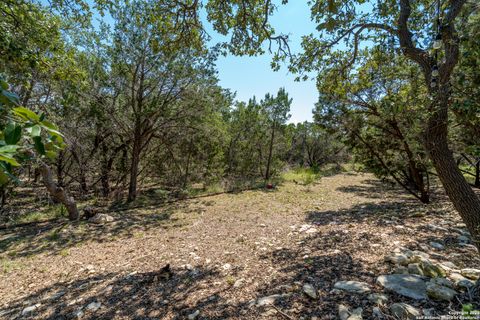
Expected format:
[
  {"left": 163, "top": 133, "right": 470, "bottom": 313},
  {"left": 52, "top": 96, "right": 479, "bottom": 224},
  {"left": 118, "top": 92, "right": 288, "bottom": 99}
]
[{"left": 0, "top": 172, "right": 479, "bottom": 319}]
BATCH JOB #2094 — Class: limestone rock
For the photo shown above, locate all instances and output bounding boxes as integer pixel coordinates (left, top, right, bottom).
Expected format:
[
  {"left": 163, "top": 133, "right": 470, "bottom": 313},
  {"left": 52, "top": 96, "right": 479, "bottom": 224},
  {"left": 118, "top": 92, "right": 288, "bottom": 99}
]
[
  {"left": 372, "top": 307, "right": 384, "bottom": 319},
  {"left": 449, "top": 273, "right": 475, "bottom": 290},
  {"left": 421, "top": 260, "right": 446, "bottom": 278},
  {"left": 89, "top": 213, "right": 114, "bottom": 224},
  {"left": 426, "top": 282, "right": 457, "bottom": 301},
  {"left": 407, "top": 263, "right": 424, "bottom": 276},
  {"left": 333, "top": 280, "right": 371, "bottom": 294},
  {"left": 390, "top": 303, "right": 421, "bottom": 320},
  {"left": 429, "top": 241, "right": 445, "bottom": 250},
  {"left": 367, "top": 293, "right": 388, "bottom": 306},
  {"left": 337, "top": 304, "right": 363, "bottom": 320},
  {"left": 256, "top": 294, "right": 290, "bottom": 307},
  {"left": 376, "top": 274, "right": 427, "bottom": 300},
  {"left": 22, "top": 304, "right": 41, "bottom": 316},
  {"left": 338, "top": 304, "right": 350, "bottom": 320},
  {"left": 461, "top": 268, "right": 480, "bottom": 280},
  {"left": 86, "top": 302, "right": 101, "bottom": 312},
  {"left": 430, "top": 277, "right": 454, "bottom": 288},
  {"left": 303, "top": 283, "right": 317, "bottom": 299},
  {"left": 187, "top": 310, "right": 200, "bottom": 319},
  {"left": 384, "top": 253, "right": 409, "bottom": 266}
]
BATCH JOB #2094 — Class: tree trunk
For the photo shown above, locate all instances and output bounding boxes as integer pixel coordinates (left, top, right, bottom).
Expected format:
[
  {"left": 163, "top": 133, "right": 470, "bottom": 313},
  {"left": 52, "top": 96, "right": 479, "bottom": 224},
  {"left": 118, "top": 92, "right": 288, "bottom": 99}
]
[
  {"left": 424, "top": 89, "right": 480, "bottom": 251},
  {"left": 39, "top": 163, "right": 79, "bottom": 220},
  {"left": 475, "top": 158, "right": 480, "bottom": 188},
  {"left": 127, "top": 126, "right": 142, "bottom": 202},
  {"left": 265, "top": 121, "right": 276, "bottom": 181}
]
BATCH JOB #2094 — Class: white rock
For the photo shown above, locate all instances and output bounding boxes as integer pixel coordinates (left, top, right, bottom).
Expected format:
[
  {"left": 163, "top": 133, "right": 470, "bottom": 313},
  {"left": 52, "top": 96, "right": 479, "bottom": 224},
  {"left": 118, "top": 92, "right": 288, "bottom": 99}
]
[
  {"left": 372, "top": 307, "right": 384, "bottom": 319},
  {"left": 256, "top": 294, "right": 290, "bottom": 307},
  {"left": 338, "top": 304, "right": 350, "bottom": 320},
  {"left": 187, "top": 310, "right": 200, "bottom": 320},
  {"left": 390, "top": 303, "right": 421, "bottom": 319},
  {"left": 222, "top": 263, "right": 232, "bottom": 270},
  {"left": 86, "top": 302, "right": 101, "bottom": 312},
  {"left": 22, "top": 304, "right": 41, "bottom": 316},
  {"left": 302, "top": 283, "right": 317, "bottom": 299},
  {"left": 89, "top": 213, "right": 114, "bottom": 224},
  {"left": 384, "top": 253, "right": 409, "bottom": 266},
  {"left": 461, "top": 268, "right": 480, "bottom": 280},
  {"left": 429, "top": 241, "right": 445, "bottom": 250},
  {"left": 367, "top": 293, "right": 388, "bottom": 306},
  {"left": 334, "top": 280, "right": 371, "bottom": 294}
]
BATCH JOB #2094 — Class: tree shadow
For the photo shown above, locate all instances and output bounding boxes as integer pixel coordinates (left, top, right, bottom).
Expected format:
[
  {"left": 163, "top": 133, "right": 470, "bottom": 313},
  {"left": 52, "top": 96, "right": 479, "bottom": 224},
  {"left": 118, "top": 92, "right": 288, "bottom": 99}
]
[{"left": 0, "top": 202, "right": 188, "bottom": 258}]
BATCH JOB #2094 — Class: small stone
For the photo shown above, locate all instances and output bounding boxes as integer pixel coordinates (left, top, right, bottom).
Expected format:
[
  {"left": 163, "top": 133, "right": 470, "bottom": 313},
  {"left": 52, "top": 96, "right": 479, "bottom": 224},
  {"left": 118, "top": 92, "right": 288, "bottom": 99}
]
[
  {"left": 384, "top": 253, "right": 409, "bottom": 266},
  {"left": 22, "top": 304, "right": 41, "bottom": 316},
  {"left": 423, "top": 308, "right": 435, "bottom": 317},
  {"left": 426, "top": 282, "right": 457, "bottom": 301},
  {"left": 390, "top": 303, "right": 421, "bottom": 320},
  {"left": 187, "top": 310, "right": 200, "bottom": 320},
  {"left": 222, "top": 263, "right": 232, "bottom": 270},
  {"left": 393, "top": 266, "right": 409, "bottom": 274},
  {"left": 367, "top": 293, "right": 388, "bottom": 306},
  {"left": 73, "top": 309, "right": 84, "bottom": 318},
  {"left": 303, "top": 283, "right": 317, "bottom": 299},
  {"left": 256, "top": 294, "right": 290, "bottom": 307},
  {"left": 407, "top": 263, "right": 424, "bottom": 276},
  {"left": 461, "top": 268, "right": 480, "bottom": 280},
  {"left": 334, "top": 281, "right": 371, "bottom": 294},
  {"left": 86, "top": 302, "right": 101, "bottom": 312},
  {"left": 348, "top": 307, "right": 363, "bottom": 320},
  {"left": 458, "top": 235, "right": 470, "bottom": 243},
  {"left": 89, "top": 213, "right": 114, "bottom": 224},
  {"left": 233, "top": 278, "right": 244, "bottom": 288},
  {"left": 372, "top": 307, "right": 383, "bottom": 319},
  {"left": 429, "top": 241, "right": 445, "bottom": 250},
  {"left": 338, "top": 304, "right": 350, "bottom": 320}
]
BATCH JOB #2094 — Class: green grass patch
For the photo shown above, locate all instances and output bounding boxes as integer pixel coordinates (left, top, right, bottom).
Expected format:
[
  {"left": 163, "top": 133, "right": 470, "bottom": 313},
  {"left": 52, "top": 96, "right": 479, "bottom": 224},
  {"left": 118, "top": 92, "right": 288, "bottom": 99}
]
[
  {"left": 1, "top": 258, "right": 22, "bottom": 273},
  {"left": 282, "top": 167, "right": 322, "bottom": 185},
  {"left": 14, "top": 204, "right": 67, "bottom": 225}
]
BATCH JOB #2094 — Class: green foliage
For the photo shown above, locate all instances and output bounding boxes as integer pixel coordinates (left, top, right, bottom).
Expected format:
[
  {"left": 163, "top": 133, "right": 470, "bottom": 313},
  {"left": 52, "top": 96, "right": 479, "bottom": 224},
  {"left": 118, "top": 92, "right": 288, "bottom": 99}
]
[{"left": 0, "top": 78, "right": 64, "bottom": 187}]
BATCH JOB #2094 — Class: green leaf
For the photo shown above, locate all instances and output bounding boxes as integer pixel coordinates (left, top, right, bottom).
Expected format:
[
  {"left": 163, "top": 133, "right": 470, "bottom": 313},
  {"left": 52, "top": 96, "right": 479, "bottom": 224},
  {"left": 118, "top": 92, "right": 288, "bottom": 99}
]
[
  {"left": 0, "top": 155, "right": 20, "bottom": 166},
  {"left": 30, "top": 125, "right": 41, "bottom": 137},
  {"left": 33, "top": 136, "right": 46, "bottom": 155},
  {"left": 4, "top": 123, "right": 22, "bottom": 145},
  {"left": 12, "top": 107, "right": 40, "bottom": 122},
  {"left": 0, "top": 89, "right": 20, "bottom": 106},
  {"left": 0, "top": 145, "right": 21, "bottom": 153}
]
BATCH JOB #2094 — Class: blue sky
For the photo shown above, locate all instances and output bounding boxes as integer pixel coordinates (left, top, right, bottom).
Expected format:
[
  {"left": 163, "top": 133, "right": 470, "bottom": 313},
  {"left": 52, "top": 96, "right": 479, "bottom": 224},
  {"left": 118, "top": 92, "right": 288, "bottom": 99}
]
[{"left": 205, "top": 2, "right": 317, "bottom": 123}]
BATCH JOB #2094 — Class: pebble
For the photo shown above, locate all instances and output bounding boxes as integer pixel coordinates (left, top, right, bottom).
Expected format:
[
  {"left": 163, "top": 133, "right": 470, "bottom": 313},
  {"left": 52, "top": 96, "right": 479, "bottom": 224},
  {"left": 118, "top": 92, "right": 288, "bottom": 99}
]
[
  {"left": 86, "top": 302, "right": 101, "bottom": 312},
  {"left": 187, "top": 310, "right": 200, "bottom": 319}
]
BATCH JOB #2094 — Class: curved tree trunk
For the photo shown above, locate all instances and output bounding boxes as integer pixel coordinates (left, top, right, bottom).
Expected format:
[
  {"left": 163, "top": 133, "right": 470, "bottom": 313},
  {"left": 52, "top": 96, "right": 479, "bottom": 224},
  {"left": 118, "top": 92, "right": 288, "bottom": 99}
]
[
  {"left": 425, "top": 88, "right": 480, "bottom": 251},
  {"left": 39, "top": 163, "right": 79, "bottom": 220}
]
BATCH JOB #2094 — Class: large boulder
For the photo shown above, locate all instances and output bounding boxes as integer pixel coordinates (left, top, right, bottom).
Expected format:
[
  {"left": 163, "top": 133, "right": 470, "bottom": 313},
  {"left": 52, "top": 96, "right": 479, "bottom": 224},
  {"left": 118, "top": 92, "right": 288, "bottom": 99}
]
[{"left": 377, "top": 274, "right": 427, "bottom": 300}]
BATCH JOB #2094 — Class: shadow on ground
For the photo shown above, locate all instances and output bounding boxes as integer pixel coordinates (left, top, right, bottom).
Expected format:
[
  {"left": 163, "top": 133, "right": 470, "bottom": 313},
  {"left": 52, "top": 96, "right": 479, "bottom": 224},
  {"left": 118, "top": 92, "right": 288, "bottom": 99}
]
[{"left": 0, "top": 201, "right": 195, "bottom": 258}]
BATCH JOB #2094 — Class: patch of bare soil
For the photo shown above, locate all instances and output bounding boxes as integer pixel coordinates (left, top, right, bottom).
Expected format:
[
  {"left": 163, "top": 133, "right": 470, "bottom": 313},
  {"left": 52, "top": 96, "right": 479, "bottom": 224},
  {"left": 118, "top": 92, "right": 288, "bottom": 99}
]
[{"left": 0, "top": 173, "right": 478, "bottom": 319}]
